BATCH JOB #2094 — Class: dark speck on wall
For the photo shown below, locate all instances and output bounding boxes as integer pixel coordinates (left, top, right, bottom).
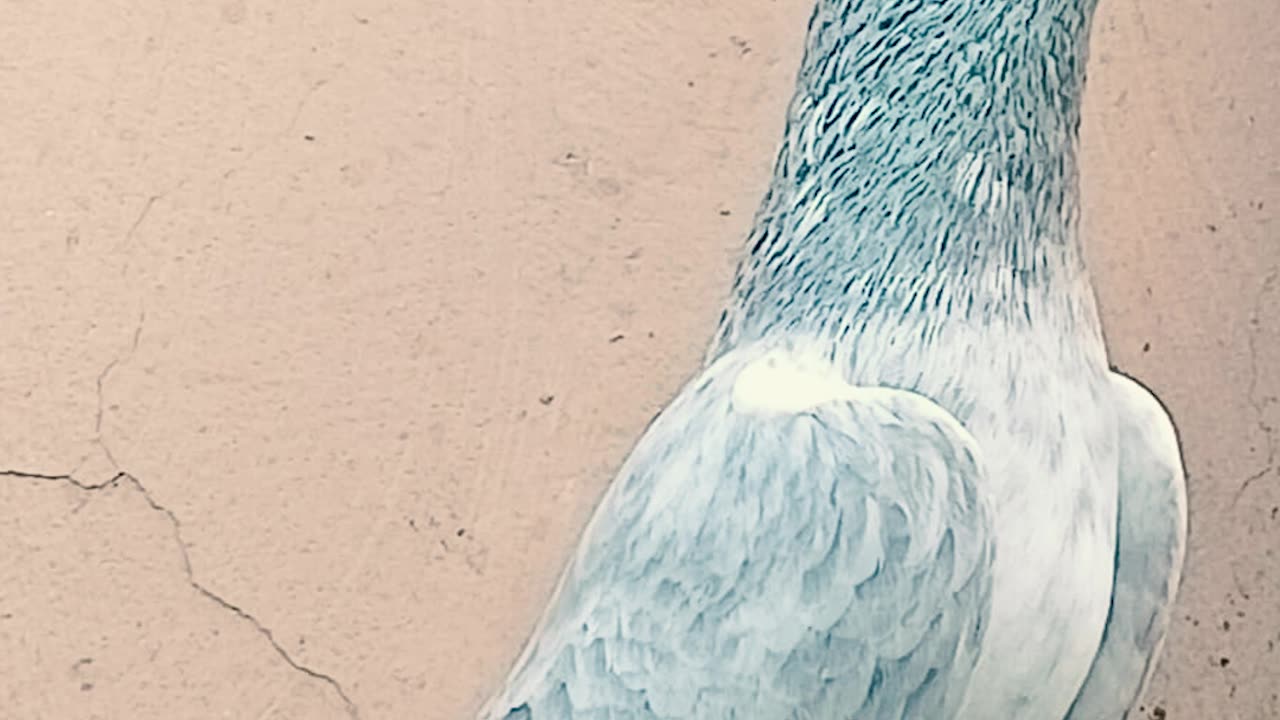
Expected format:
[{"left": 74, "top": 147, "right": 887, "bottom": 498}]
[{"left": 539, "top": 394, "right": 555, "bottom": 405}]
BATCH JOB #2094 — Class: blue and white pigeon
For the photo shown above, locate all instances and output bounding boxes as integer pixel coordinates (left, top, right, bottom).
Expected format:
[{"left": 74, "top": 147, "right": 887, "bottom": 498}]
[{"left": 477, "top": 0, "right": 1187, "bottom": 717}]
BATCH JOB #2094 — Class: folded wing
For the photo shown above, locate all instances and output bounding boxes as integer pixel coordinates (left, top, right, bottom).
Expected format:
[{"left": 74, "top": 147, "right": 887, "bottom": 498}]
[
  {"left": 1066, "top": 373, "right": 1188, "bottom": 720},
  {"left": 479, "top": 346, "right": 995, "bottom": 719}
]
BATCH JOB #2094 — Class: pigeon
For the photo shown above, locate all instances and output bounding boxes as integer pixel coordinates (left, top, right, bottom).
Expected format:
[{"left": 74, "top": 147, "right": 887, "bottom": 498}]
[{"left": 477, "top": 0, "right": 1186, "bottom": 717}]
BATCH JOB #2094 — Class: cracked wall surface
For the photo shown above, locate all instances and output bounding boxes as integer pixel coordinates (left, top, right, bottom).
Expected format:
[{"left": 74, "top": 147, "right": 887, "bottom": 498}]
[
  {"left": 0, "top": 472, "right": 354, "bottom": 719},
  {"left": 1, "top": 0, "right": 1275, "bottom": 719}
]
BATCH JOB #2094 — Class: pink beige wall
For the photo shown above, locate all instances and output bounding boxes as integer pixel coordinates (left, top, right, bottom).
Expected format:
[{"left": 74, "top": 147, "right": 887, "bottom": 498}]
[{"left": 2, "top": 0, "right": 1275, "bottom": 718}]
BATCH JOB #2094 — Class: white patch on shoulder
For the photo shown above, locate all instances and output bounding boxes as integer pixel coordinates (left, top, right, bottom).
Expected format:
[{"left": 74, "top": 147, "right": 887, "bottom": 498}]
[{"left": 731, "top": 354, "right": 855, "bottom": 414}]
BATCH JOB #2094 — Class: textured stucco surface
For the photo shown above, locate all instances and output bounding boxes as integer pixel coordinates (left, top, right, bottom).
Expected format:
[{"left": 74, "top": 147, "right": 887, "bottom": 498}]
[{"left": 1, "top": 0, "right": 1276, "bottom": 718}]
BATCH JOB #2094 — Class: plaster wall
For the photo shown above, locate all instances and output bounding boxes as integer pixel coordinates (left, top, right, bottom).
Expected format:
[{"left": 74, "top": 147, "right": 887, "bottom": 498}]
[{"left": 1, "top": 0, "right": 1276, "bottom": 718}]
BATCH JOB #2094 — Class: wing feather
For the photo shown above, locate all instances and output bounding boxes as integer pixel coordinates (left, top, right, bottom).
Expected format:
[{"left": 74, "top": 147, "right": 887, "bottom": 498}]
[
  {"left": 479, "top": 345, "right": 995, "bottom": 719},
  {"left": 1066, "top": 372, "right": 1188, "bottom": 719}
]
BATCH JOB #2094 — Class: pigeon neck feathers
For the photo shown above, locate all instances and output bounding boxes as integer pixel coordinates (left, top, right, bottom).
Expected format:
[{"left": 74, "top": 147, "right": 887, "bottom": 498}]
[{"left": 713, "top": 0, "right": 1105, "bottom": 363}]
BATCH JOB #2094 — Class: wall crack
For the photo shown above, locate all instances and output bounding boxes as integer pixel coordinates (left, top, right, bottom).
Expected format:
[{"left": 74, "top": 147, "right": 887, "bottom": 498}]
[
  {"left": 1, "top": 468, "right": 360, "bottom": 719},
  {"left": 91, "top": 312, "right": 146, "bottom": 472},
  {"left": 1235, "top": 266, "right": 1279, "bottom": 504}
]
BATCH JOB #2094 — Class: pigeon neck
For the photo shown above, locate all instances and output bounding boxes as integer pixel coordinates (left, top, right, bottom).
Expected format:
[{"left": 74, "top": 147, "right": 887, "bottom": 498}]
[{"left": 712, "top": 0, "right": 1105, "bottom": 363}]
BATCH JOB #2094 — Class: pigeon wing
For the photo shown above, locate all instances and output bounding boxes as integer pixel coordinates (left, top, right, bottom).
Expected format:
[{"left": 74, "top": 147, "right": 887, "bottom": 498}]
[
  {"left": 479, "top": 346, "right": 995, "bottom": 719},
  {"left": 1066, "top": 373, "right": 1188, "bottom": 719}
]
